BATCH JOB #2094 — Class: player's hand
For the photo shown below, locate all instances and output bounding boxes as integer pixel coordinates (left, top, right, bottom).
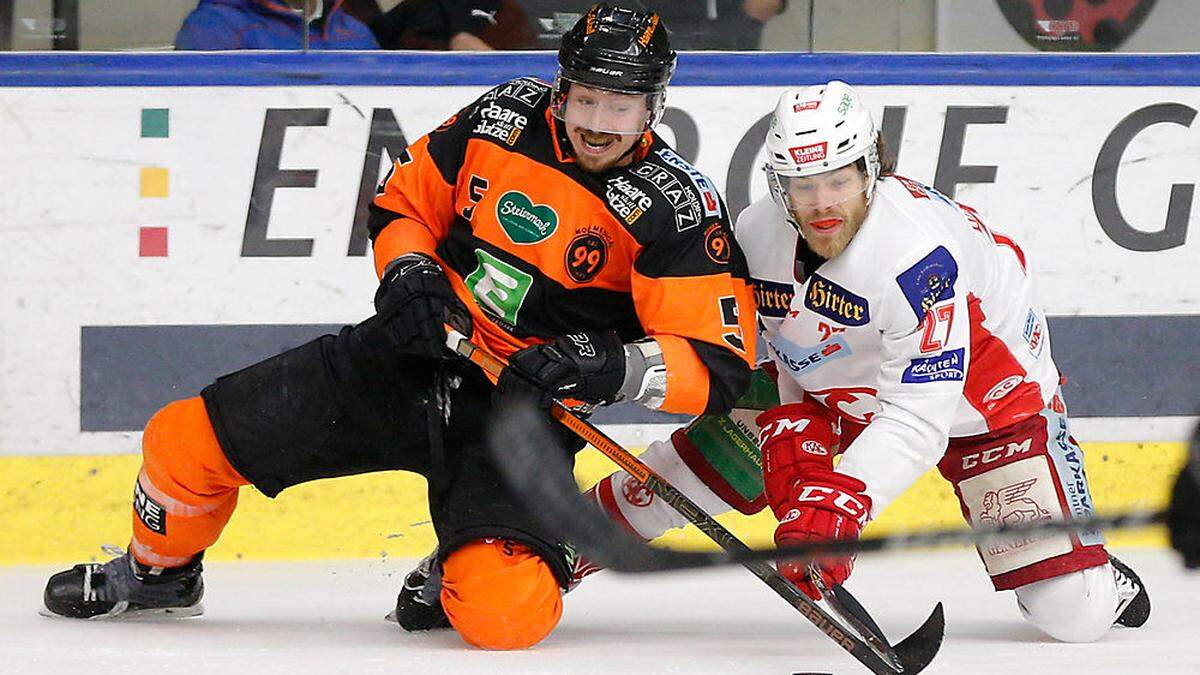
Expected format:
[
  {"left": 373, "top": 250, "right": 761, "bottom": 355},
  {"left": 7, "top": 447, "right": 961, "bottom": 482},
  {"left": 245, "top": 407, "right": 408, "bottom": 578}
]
[
  {"left": 1168, "top": 458, "right": 1200, "bottom": 569},
  {"left": 756, "top": 401, "right": 867, "bottom": 599},
  {"left": 374, "top": 253, "right": 470, "bottom": 360},
  {"left": 495, "top": 330, "right": 626, "bottom": 412},
  {"left": 757, "top": 400, "right": 840, "bottom": 511},
  {"left": 773, "top": 472, "right": 871, "bottom": 600}
]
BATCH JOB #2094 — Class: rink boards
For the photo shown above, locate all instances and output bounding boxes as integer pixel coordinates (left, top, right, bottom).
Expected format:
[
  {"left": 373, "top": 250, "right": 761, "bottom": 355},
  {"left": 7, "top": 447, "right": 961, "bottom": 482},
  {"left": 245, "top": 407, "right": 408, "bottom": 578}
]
[
  {"left": 0, "top": 53, "right": 1197, "bottom": 563},
  {"left": 0, "top": 438, "right": 1185, "bottom": 565}
]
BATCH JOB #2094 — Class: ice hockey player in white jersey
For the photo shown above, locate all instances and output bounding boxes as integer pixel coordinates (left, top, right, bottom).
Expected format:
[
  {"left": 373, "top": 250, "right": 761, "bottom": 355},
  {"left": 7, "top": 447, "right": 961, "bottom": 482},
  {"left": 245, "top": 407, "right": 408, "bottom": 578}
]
[{"left": 586, "top": 81, "right": 1150, "bottom": 643}]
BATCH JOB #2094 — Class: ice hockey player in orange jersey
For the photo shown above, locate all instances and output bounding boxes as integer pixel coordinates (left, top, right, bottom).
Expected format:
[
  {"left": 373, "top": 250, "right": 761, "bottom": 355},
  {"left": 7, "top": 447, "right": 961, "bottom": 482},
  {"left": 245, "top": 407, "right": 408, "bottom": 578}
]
[{"left": 41, "top": 3, "right": 756, "bottom": 652}]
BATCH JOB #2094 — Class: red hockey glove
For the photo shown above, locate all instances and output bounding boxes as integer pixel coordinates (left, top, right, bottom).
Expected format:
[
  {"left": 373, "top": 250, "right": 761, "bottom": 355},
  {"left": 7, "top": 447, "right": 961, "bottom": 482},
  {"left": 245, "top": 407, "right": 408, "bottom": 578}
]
[
  {"left": 773, "top": 472, "right": 872, "bottom": 600},
  {"left": 756, "top": 401, "right": 870, "bottom": 599},
  {"left": 756, "top": 401, "right": 840, "bottom": 512}
]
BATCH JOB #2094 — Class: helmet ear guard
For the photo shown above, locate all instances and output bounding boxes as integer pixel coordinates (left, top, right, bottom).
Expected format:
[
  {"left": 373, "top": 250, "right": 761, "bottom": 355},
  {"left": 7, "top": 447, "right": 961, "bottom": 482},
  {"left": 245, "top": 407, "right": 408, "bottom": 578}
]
[{"left": 762, "top": 81, "right": 881, "bottom": 231}]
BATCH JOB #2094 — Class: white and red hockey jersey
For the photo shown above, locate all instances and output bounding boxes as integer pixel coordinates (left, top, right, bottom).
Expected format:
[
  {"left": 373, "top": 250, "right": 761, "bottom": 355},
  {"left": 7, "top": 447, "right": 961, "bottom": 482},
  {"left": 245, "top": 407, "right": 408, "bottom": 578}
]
[{"left": 736, "top": 175, "right": 1059, "bottom": 516}]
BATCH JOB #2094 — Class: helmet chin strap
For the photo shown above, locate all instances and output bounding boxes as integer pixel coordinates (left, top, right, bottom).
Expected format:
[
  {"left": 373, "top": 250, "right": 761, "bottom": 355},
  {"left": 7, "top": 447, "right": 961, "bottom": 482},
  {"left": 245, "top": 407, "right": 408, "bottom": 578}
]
[{"left": 615, "top": 132, "right": 648, "bottom": 164}]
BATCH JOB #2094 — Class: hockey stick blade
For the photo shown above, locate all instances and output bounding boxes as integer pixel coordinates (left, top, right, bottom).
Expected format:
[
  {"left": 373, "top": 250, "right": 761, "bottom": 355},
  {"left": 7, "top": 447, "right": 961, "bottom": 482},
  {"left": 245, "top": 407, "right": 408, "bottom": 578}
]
[
  {"left": 894, "top": 602, "right": 944, "bottom": 675},
  {"left": 487, "top": 402, "right": 941, "bottom": 674}
]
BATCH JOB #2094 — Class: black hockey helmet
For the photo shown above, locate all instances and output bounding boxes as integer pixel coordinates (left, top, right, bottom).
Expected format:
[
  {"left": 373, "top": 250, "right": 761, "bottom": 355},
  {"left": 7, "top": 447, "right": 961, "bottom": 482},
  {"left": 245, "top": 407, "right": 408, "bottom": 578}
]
[
  {"left": 552, "top": 3, "right": 676, "bottom": 133},
  {"left": 558, "top": 3, "right": 676, "bottom": 94}
]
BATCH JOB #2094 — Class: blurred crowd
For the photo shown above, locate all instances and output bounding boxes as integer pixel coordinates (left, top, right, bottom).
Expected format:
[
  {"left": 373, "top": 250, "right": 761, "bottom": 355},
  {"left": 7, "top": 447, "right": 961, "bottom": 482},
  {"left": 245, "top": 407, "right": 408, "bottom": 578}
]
[{"left": 172, "top": 0, "right": 786, "bottom": 51}]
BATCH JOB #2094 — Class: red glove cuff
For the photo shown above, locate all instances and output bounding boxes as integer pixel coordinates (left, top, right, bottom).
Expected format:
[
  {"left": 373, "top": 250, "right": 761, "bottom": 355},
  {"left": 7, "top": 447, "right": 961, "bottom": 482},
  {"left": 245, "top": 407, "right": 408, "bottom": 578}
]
[{"left": 756, "top": 401, "right": 839, "bottom": 517}]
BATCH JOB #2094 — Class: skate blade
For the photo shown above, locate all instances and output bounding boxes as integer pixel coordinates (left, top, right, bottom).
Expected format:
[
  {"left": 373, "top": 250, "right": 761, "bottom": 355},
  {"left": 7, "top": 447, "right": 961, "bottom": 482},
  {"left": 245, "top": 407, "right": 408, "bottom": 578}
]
[
  {"left": 385, "top": 609, "right": 398, "bottom": 623},
  {"left": 38, "top": 603, "right": 205, "bottom": 620}
]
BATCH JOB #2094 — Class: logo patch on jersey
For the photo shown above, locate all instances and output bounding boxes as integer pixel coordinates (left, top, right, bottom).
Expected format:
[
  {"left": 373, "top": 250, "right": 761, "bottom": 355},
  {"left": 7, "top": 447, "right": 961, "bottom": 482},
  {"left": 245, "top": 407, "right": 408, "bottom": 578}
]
[
  {"left": 134, "top": 480, "right": 167, "bottom": 535},
  {"left": 481, "top": 78, "right": 546, "bottom": 108},
  {"left": 983, "top": 375, "right": 1024, "bottom": 406},
  {"left": 767, "top": 334, "right": 852, "bottom": 377},
  {"left": 793, "top": 100, "right": 820, "bottom": 112},
  {"left": 808, "top": 386, "right": 877, "bottom": 424},
  {"left": 474, "top": 102, "right": 528, "bottom": 146},
  {"left": 896, "top": 246, "right": 958, "bottom": 322},
  {"left": 632, "top": 163, "right": 702, "bottom": 232},
  {"left": 1023, "top": 309, "right": 1044, "bottom": 357},
  {"left": 565, "top": 232, "right": 608, "bottom": 283},
  {"left": 656, "top": 148, "right": 721, "bottom": 218},
  {"left": 803, "top": 274, "right": 869, "bottom": 326},
  {"left": 901, "top": 348, "right": 965, "bottom": 384},
  {"left": 465, "top": 248, "right": 534, "bottom": 326},
  {"left": 495, "top": 191, "right": 558, "bottom": 244},
  {"left": 704, "top": 223, "right": 731, "bottom": 264},
  {"left": 605, "top": 176, "right": 652, "bottom": 225},
  {"left": 788, "top": 142, "right": 828, "bottom": 165},
  {"left": 752, "top": 278, "right": 794, "bottom": 319}
]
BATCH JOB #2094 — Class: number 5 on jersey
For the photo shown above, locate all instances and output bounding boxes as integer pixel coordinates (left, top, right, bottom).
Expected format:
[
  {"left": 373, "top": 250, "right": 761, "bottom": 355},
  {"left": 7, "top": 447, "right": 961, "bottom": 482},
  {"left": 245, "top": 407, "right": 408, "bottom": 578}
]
[{"left": 719, "top": 296, "right": 745, "bottom": 353}]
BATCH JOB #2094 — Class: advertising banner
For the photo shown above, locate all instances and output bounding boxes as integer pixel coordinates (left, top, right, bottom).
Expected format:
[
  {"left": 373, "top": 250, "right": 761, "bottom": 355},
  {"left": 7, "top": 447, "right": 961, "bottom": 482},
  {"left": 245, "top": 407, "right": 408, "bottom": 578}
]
[{"left": 1, "top": 53, "right": 1198, "bottom": 455}]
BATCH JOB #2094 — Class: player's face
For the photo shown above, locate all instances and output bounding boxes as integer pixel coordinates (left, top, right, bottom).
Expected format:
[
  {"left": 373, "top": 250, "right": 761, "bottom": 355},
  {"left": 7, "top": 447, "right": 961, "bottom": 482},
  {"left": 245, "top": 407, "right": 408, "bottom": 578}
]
[
  {"left": 786, "top": 164, "right": 870, "bottom": 259},
  {"left": 563, "top": 85, "right": 648, "bottom": 173}
]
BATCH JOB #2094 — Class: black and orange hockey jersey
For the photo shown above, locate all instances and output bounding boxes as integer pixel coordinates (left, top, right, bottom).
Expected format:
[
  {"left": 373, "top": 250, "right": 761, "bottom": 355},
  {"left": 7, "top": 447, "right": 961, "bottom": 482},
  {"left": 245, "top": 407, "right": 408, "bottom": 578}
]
[{"left": 368, "top": 77, "right": 755, "bottom": 415}]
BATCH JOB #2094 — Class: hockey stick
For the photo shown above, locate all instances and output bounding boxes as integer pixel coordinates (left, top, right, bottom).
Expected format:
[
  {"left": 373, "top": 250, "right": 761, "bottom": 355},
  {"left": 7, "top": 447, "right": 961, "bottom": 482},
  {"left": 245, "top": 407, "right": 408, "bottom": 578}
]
[
  {"left": 450, "top": 330, "right": 943, "bottom": 675},
  {"left": 560, "top": 508, "right": 1168, "bottom": 573}
]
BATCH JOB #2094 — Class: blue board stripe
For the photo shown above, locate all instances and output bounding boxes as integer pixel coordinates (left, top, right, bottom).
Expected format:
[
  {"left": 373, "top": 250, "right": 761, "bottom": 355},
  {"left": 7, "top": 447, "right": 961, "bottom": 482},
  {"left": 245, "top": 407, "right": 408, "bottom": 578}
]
[
  {"left": 79, "top": 315, "right": 1200, "bottom": 432},
  {"left": 4, "top": 52, "right": 1200, "bottom": 88}
]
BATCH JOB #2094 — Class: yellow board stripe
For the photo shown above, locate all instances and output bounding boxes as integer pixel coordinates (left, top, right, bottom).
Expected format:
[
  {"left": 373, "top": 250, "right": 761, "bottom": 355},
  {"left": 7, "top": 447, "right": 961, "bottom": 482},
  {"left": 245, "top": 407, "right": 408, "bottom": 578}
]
[{"left": 0, "top": 442, "right": 1183, "bottom": 565}]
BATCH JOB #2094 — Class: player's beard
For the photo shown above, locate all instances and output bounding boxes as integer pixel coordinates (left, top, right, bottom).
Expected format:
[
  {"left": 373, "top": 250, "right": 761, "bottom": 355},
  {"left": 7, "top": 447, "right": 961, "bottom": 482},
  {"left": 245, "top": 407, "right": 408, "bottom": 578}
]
[
  {"left": 801, "top": 215, "right": 862, "bottom": 259},
  {"left": 568, "top": 127, "right": 638, "bottom": 174},
  {"left": 796, "top": 198, "right": 870, "bottom": 260}
]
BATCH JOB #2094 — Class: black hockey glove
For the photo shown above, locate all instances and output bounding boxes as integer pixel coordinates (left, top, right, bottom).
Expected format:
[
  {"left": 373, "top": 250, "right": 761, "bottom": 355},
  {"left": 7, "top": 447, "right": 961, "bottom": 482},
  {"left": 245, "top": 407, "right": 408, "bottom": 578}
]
[
  {"left": 495, "top": 330, "right": 626, "bottom": 413},
  {"left": 374, "top": 253, "right": 470, "bottom": 360},
  {"left": 1168, "top": 458, "right": 1200, "bottom": 569}
]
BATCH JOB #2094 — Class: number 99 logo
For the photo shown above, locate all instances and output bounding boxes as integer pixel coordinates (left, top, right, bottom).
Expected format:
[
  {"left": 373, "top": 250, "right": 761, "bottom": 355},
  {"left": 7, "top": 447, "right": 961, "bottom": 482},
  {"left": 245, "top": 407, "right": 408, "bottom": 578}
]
[
  {"left": 704, "top": 223, "right": 732, "bottom": 265},
  {"left": 565, "top": 233, "right": 608, "bottom": 283}
]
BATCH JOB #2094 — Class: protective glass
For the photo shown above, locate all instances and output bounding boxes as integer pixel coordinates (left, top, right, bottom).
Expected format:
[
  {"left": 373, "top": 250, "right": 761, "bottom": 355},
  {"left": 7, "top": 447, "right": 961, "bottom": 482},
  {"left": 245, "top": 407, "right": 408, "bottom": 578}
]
[
  {"left": 768, "top": 165, "right": 870, "bottom": 214},
  {"left": 551, "top": 76, "right": 660, "bottom": 135}
]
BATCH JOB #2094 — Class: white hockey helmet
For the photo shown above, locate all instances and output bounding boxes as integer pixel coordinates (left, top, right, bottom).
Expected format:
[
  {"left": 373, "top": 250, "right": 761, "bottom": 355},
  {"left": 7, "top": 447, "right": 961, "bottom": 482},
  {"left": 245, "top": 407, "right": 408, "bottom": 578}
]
[{"left": 763, "top": 81, "right": 881, "bottom": 231}]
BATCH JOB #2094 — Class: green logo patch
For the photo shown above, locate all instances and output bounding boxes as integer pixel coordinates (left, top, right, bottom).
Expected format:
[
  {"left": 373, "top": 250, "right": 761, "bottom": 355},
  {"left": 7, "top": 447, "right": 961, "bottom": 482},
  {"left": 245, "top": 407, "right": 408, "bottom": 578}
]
[
  {"left": 464, "top": 249, "right": 534, "bottom": 326},
  {"left": 495, "top": 191, "right": 558, "bottom": 244}
]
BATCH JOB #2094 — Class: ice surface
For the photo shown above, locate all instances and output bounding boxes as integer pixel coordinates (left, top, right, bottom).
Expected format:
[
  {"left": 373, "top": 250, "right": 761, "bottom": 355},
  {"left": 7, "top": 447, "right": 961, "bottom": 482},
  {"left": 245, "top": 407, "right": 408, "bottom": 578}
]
[{"left": 4, "top": 548, "right": 1197, "bottom": 674}]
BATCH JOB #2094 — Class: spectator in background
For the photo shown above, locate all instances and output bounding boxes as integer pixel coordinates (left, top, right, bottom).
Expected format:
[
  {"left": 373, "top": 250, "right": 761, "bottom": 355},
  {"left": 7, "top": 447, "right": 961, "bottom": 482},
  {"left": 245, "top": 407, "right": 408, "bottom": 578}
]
[
  {"left": 656, "top": 0, "right": 784, "bottom": 50},
  {"left": 519, "top": 1, "right": 785, "bottom": 50},
  {"left": 175, "top": 0, "right": 379, "bottom": 50},
  {"left": 369, "top": 0, "right": 535, "bottom": 50}
]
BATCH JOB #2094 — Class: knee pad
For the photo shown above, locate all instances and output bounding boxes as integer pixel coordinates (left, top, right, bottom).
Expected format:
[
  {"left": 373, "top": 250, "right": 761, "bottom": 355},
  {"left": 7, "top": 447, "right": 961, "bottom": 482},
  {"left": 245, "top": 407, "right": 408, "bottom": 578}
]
[
  {"left": 133, "top": 397, "right": 246, "bottom": 567},
  {"left": 1015, "top": 564, "right": 1117, "bottom": 643},
  {"left": 440, "top": 538, "right": 563, "bottom": 650},
  {"left": 142, "top": 397, "right": 247, "bottom": 496}
]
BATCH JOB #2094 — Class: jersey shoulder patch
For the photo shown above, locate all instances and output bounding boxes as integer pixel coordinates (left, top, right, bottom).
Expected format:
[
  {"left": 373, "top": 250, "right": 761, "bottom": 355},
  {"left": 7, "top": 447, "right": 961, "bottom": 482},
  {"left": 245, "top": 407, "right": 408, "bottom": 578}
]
[
  {"left": 652, "top": 147, "right": 723, "bottom": 220},
  {"left": 466, "top": 78, "right": 550, "bottom": 148},
  {"left": 620, "top": 142, "right": 721, "bottom": 238},
  {"left": 477, "top": 77, "right": 551, "bottom": 110},
  {"left": 895, "top": 245, "right": 959, "bottom": 322}
]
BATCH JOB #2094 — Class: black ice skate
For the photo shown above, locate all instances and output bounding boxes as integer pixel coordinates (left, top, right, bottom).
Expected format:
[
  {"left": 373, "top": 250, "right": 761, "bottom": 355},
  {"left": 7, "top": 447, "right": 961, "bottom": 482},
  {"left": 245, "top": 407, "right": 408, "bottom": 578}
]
[
  {"left": 390, "top": 550, "right": 451, "bottom": 631},
  {"left": 1110, "top": 555, "right": 1150, "bottom": 628},
  {"left": 42, "top": 547, "right": 204, "bottom": 620}
]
